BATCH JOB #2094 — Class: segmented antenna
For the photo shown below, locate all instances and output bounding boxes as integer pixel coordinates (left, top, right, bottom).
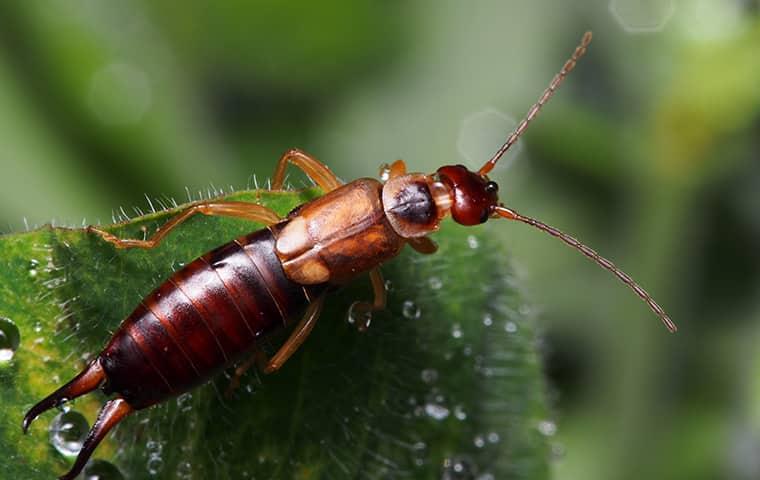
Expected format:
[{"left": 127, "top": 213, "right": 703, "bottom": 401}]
[
  {"left": 494, "top": 206, "right": 677, "bottom": 333},
  {"left": 479, "top": 31, "right": 593, "bottom": 176}
]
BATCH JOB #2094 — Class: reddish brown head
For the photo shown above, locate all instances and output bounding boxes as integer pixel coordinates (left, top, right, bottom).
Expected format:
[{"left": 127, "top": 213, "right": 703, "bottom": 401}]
[{"left": 437, "top": 165, "right": 499, "bottom": 225}]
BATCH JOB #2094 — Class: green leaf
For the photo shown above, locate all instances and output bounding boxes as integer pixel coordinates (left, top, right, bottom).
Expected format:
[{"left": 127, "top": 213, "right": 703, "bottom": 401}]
[{"left": 0, "top": 188, "right": 551, "bottom": 479}]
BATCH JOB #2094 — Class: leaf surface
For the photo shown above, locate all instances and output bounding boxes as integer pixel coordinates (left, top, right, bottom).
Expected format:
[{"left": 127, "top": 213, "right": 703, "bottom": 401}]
[{"left": 0, "top": 189, "right": 551, "bottom": 479}]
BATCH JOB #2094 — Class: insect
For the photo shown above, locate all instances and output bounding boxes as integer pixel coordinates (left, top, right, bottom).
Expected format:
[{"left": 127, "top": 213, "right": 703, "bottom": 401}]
[{"left": 22, "top": 31, "right": 676, "bottom": 480}]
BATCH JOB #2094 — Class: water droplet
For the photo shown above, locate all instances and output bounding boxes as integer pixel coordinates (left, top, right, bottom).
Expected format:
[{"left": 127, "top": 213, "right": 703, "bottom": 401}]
[
  {"left": 176, "top": 393, "right": 193, "bottom": 412},
  {"left": 147, "top": 455, "right": 164, "bottom": 475},
  {"left": 384, "top": 279, "right": 394, "bottom": 292},
  {"left": 482, "top": 313, "right": 493, "bottom": 327},
  {"left": 473, "top": 434, "right": 485, "bottom": 448},
  {"left": 538, "top": 420, "right": 557, "bottom": 436},
  {"left": 84, "top": 459, "right": 125, "bottom": 480},
  {"left": 28, "top": 259, "right": 40, "bottom": 277},
  {"left": 466, "top": 235, "right": 479, "bottom": 249},
  {"left": 451, "top": 323, "right": 463, "bottom": 339},
  {"left": 33, "top": 322, "right": 43, "bottom": 333},
  {"left": 49, "top": 410, "right": 89, "bottom": 456},
  {"left": 428, "top": 276, "right": 443, "bottom": 290},
  {"left": 347, "top": 302, "right": 372, "bottom": 329},
  {"left": 0, "top": 317, "right": 21, "bottom": 363},
  {"left": 424, "top": 402, "right": 450, "bottom": 420},
  {"left": 453, "top": 404, "right": 467, "bottom": 421},
  {"left": 487, "top": 431, "right": 500, "bottom": 444},
  {"left": 177, "top": 460, "right": 193, "bottom": 479},
  {"left": 402, "top": 300, "right": 421, "bottom": 320},
  {"left": 146, "top": 440, "right": 162, "bottom": 454},
  {"left": 420, "top": 368, "right": 439, "bottom": 384},
  {"left": 442, "top": 456, "right": 476, "bottom": 479},
  {"left": 504, "top": 321, "right": 517, "bottom": 333}
]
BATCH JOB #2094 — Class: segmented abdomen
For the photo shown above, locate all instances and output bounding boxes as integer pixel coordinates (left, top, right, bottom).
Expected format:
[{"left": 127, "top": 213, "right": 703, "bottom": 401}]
[{"left": 100, "top": 227, "right": 325, "bottom": 409}]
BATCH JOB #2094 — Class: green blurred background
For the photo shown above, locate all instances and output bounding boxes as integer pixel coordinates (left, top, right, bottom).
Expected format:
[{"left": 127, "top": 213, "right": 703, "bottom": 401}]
[{"left": 1, "top": 1, "right": 758, "bottom": 479}]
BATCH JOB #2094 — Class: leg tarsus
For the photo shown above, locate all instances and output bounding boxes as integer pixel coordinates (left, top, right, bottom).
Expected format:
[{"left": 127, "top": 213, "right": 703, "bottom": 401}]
[
  {"left": 347, "top": 268, "right": 386, "bottom": 332},
  {"left": 264, "top": 295, "right": 326, "bottom": 374},
  {"left": 58, "top": 398, "right": 133, "bottom": 480},
  {"left": 271, "top": 148, "right": 343, "bottom": 192},
  {"left": 408, "top": 236, "right": 438, "bottom": 255},
  {"left": 225, "top": 350, "right": 267, "bottom": 398},
  {"left": 89, "top": 201, "right": 282, "bottom": 250}
]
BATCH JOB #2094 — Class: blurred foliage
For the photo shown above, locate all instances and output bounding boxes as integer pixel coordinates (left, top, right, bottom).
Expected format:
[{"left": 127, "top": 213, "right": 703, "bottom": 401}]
[{"left": 0, "top": 1, "right": 759, "bottom": 479}]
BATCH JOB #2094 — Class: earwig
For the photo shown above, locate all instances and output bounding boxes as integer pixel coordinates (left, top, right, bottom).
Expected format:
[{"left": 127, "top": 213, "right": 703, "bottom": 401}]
[{"left": 22, "top": 31, "right": 676, "bottom": 480}]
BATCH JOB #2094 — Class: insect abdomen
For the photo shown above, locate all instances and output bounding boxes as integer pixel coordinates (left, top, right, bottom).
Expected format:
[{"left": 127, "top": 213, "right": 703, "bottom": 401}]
[{"left": 100, "top": 228, "right": 323, "bottom": 409}]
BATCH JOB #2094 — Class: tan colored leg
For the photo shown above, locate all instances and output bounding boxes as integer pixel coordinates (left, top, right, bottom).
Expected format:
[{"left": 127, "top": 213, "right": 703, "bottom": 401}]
[
  {"left": 271, "top": 148, "right": 343, "bottom": 192},
  {"left": 88, "top": 201, "right": 282, "bottom": 250},
  {"left": 347, "top": 268, "right": 386, "bottom": 332},
  {"left": 225, "top": 350, "right": 268, "bottom": 397},
  {"left": 379, "top": 159, "right": 407, "bottom": 180},
  {"left": 408, "top": 236, "right": 438, "bottom": 254},
  {"left": 264, "top": 295, "right": 326, "bottom": 374}
]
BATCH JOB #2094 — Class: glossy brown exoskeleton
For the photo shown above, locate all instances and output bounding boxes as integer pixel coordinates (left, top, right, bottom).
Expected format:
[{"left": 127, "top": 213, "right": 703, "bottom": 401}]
[{"left": 22, "top": 31, "right": 676, "bottom": 480}]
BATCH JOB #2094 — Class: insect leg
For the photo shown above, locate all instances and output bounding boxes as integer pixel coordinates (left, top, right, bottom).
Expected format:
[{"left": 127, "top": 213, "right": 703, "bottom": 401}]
[
  {"left": 88, "top": 201, "right": 282, "bottom": 250},
  {"left": 408, "top": 236, "right": 438, "bottom": 254},
  {"left": 271, "top": 148, "right": 343, "bottom": 192},
  {"left": 379, "top": 159, "right": 408, "bottom": 180},
  {"left": 347, "top": 268, "right": 387, "bottom": 331},
  {"left": 58, "top": 398, "right": 133, "bottom": 480},
  {"left": 224, "top": 349, "right": 268, "bottom": 398},
  {"left": 263, "top": 295, "right": 326, "bottom": 374}
]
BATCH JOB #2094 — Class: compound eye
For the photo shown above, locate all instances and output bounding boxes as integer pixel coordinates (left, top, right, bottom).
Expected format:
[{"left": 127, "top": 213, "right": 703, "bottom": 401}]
[{"left": 485, "top": 181, "right": 498, "bottom": 193}]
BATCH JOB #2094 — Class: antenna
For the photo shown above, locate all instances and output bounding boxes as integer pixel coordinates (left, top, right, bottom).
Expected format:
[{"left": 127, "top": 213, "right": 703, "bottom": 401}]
[
  {"left": 494, "top": 206, "right": 677, "bottom": 333},
  {"left": 479, "top": 31, "right": 593, "bottom": 176}
]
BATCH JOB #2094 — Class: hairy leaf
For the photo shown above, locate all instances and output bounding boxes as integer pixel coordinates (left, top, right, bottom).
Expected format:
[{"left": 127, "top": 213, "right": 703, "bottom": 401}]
[{"left": 0, "top": 188, "right": 551, "bottom": 479}]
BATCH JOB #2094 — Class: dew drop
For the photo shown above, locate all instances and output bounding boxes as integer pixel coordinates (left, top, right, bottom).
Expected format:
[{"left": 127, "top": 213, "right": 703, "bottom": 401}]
[
  {"left": 176, "top": 393, "right": 193, "bottom": 412},
  {"left": 420, "top": 368, "right": 439, "bottom": 384},
  {"left": 482, "top": 313, "right": 493, "bottom": 327},
  {"left": 177, "top": 460, "right": 193, "bottom": 479},
  {"left": 473, "top": 434, "right": 485, "bottom": 448},
  {"left": 453, "top": 404, "right": 467, "bottom": 421},
  {"left": 84, "top": 459, "right": 125, "bottom": 480},
  {"left": 441, "top": 456, "right": 475, "bottom": 479},
  {"left": 424, "top": 402, "right": 450, "bottom": 421},
  {"left": 29, "top": 259, "right": 39, "bottom": 277},
  {"left": 428, "top": 276, "right": 443, "bottom": 290},
  {"left": 0, "top": 317, "right": 20, "bottom": 363},
  {"left": 402, "top": 300, "right": 421, "bottom": 320},
  {"left": 538, "top": 420, "right": 557, "bottom": 436},
  {"left": 466, "top": 235, "right": 479, "bottom": 249},
  {"left": 384, "top": 279, "right": 394, "bottom": 292},
  {"left": 487, "top": 431, "right": 500, "bottom": 444},
  {"left": 451, "top": 323, "right": 463, "bottom": 339},
  {"left": 504, "top": 321, "right": 517, "bottom": 333},
  {"left": 347, "top": 302, "right": 372, "bottom": 329},
  {"left": 147, "top": 454, "right": 164, "bottom": 475},
  {"left": 49, "top": 410, "right": 89, "bottom": 457}
]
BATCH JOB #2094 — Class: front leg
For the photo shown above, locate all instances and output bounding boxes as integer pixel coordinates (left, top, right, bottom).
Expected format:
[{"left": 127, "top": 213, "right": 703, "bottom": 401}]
[{"left": 347, "top": 268, "right": 387, "bottom": 332}]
